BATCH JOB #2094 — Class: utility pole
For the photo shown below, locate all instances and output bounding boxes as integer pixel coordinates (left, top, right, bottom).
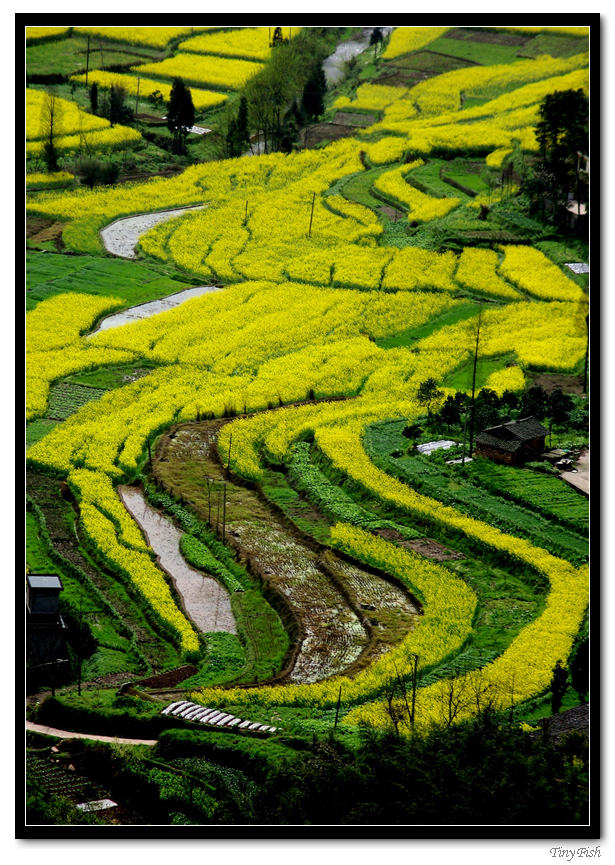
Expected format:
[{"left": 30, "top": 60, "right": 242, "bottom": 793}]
[
  {"left": 583, "top": 313, "right": 589, "bottom": 394},
  {"left": 135, "top": 76, "right": 140, "bottom": 117},
  {"left": 77, "top": 590, "right": 84, "bottom": 696},
  {"left": 410, "top": 653, "right": 419, "bottom": 725},
  {"left": 461, "top": 404, "right": 468, "bottom": 465},
  {"left": 334, "top": 685, "right": 342, "bottom": 729},
  {"left": 222, "top": 483, "right": 227, "bottom": 542},
  {"left": 85, "top": 35, "right": 90, "bottom": 87},
  {"left": 467, "top": 307, "right": 483, "bottom": 458},
  {"left": 227, "top": 432, "right": 233, "bottom": 473},
  {"left": 308, "top": 192, "right": 316, "bottom": 237}
]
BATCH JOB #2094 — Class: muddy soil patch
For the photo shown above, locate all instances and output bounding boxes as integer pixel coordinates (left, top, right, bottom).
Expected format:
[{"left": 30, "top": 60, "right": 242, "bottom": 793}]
[
  {"left": 302, "top": 123, "right": 361, "bottom": 148},
  {"left": 334, "top": 111, "right": 377, "bottom": 127},
  {"left": 448, "top": 27, "right": 531, "bottom": 46},
  {"left": 136, "top": 665, "right": 198, "bottom": 689},
  {"left": 153, "top": 420, "right": 419, "bottom": 684},
  {"left": 379, "top": 203, "right": 405, "bottom": 220},
  {"left": 529, "top": 372, "right": 585, "bottom": 395},
  {"left": 119, "top": 485, "right": 236, "bottom": 635},
  {"left": 153, "top": 422, "right": 367, "bottom": 683},
  {"left": 27, "top": 216, "right": 67, "bottom": 250},
  {"left": 374, "top": 527, "right": 465, "bottom": 561}
]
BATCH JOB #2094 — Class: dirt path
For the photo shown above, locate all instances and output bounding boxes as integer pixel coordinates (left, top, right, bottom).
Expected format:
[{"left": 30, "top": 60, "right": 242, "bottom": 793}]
[
  {"left": 118, "top": 485, "right": 237, "bottom": 635},
  {"left": 26, "top": 720, "right": 157, "bottom": 746},
  {"left": 152, "top": 421, "right": 420, "bottom": 685},
  {"left": 100, "top": 204, "right": 204, "bottom": 259},
  {"left": 560, "top": 448, "right": 589, "bottom": 496}
]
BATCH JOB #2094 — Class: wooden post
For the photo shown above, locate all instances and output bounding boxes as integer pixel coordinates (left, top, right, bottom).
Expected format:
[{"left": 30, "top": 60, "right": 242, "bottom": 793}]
[
  {"left": 227, "top": 432, "right": 233, "bottom": 472},
  {"left": 308, "top": 192, "right": 316, "bottom": 237},
  {"left": 410, "top": 653, "right": 418, "bottom": 725},
  {"left": 85, "top": 35, "right": 90, "bottom": 87},
  {"left": 222, "top": 483, "right": 227, "bottom": 542},
  {"left": 583, "top": 313, "right": 589, "bottom": 394},
  {"left": 461, "top": 405, "right": 468, "bottom": 465},
  {"left": 334, "top": 685, "right": 342, "bottom": 729},
  {"left": 216, "top": 490, "right": 221, "bottom": 537},
  {"left": 135, "top": 77, "right": 140, "bottom": 117},
  {"left": 77, "top": 590, "right": 84, "bottom": 697}
]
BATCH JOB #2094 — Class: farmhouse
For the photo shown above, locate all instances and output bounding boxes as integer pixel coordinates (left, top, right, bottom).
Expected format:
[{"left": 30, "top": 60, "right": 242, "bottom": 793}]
[
  {"left": 26, "top": 573, "right": 69, "bottom": 690},
  {"left": 474, "top": 417, "right": 548, "bottom": 465}
]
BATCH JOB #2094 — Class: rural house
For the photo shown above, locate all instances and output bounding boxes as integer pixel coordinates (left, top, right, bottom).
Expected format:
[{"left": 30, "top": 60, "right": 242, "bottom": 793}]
[
  {"left": 474, "top": 417, "right": 548, "bottom": 465},
  {"left": 26, "top": 573, "right": 69, "bottom": 690}
]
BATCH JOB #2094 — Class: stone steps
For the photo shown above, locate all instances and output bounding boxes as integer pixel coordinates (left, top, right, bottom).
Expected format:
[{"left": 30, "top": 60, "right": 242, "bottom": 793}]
[{"left": 161, "top": 700, "right": 277, "bottom": 734}]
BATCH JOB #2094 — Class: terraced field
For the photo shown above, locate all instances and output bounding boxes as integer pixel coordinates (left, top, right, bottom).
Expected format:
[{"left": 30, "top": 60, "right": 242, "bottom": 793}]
[{"left": 25, "top": 23, "right": 590, "bottom": 775}]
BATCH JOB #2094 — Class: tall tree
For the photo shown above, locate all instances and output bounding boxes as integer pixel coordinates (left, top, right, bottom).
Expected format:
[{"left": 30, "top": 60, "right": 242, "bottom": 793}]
[
  {"left": 417, "top": 378, "right": 444, "bottom": 420},
  {"left": 89, "top": 81, "right": 98, "bottom": 115},
  {"left": 226, "top": 95, "right": 250, "bottom": 157},
  {"left": 167, "top": 77, "right": 195, "bottom": 154},
  {"left": 40, "top": 88, "right": 60, "bottom": 172},
  {"left": 369, "top": 27, "right": 383, "bottom": 61},
  {"left": 520, "top": 385, "right": 549, "bottom": 421},
  {"left": 109, "top": 85, "right": 129, "bottom": 126},
  {"left": 301, "top": 62, "right": 327, "bottom": 121},
  {"left": 550, "top": 660, "right": 569, "bottom": 714},
  {"left": 531, "top": 88, "right": 588, "bottom": 213},
  {"left": 569, "top": 639, "right": 588, "bottom": 704}
]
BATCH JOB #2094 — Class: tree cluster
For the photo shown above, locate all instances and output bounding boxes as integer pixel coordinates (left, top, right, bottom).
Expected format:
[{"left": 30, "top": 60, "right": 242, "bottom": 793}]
[
  {"left": 524, "top": 88, "right": 588, "bottom": 221},
  {"left": 419, "top": 382, "right": 581, "bottom": 442},
  {"left": 242, "top": 28, "right": 333, "bottom": 154},
  {"left": 247, "top": 713, "right": 588, "bottom": 825}
]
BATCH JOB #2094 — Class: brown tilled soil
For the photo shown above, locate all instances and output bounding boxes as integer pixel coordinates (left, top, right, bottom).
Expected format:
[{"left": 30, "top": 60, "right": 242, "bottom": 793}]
[
  {"left": 26, "top": 216, "right": 66, "bottom": 250},
  {"left": 136, "top": 665, "right": 198, "bottom": 688},
  {"left": 302, "top": 123, "right": 361, "bottom": 148},
  {"left": 529, "top": 372, "right": 586, "bottom": 395},
  {"left": 334, "top": 111, "right": 377, "bottom": 127},
  {"left": 374, "top": 527, "right": 465, "bottom": 561},
  {"left": 379, "top": 204, "right": 405, "bottom": 220},
  {"left": 153, "top": 421, "right": 420, "bottom": 684},
  {"left": 530, "top": 703, "right": 589, "bottom": 741},
  {"left": 447, "top": 27, "right": 531, "bottom": 46}
]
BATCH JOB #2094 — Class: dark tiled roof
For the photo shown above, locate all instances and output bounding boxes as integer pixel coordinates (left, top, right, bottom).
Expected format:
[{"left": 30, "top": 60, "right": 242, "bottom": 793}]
[{"left": 476, "top": 417, "right": 547, "bottom": 452}]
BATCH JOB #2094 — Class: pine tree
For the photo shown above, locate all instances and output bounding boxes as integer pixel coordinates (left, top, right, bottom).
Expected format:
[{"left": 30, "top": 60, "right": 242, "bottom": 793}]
[
  {"left": 301, "top": 63, "right": 327, "bottom": 121},
  {"left": 167, "top": 78, "right": 195, "bottom": 155},
  {"left": 550, "top": 660, "right": 569, "bottom": 714},
  {"left": 89, "top": 81, "right": 98, "bottom": 115}
]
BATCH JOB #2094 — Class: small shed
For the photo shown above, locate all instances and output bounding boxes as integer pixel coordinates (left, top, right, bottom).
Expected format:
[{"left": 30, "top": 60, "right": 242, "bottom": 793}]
[
  {"left": 26, "top": 574, "right": 63, "bottom": 616},
  {"left": 474, "top": 417, "right": 548, "bottom": 465}
]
